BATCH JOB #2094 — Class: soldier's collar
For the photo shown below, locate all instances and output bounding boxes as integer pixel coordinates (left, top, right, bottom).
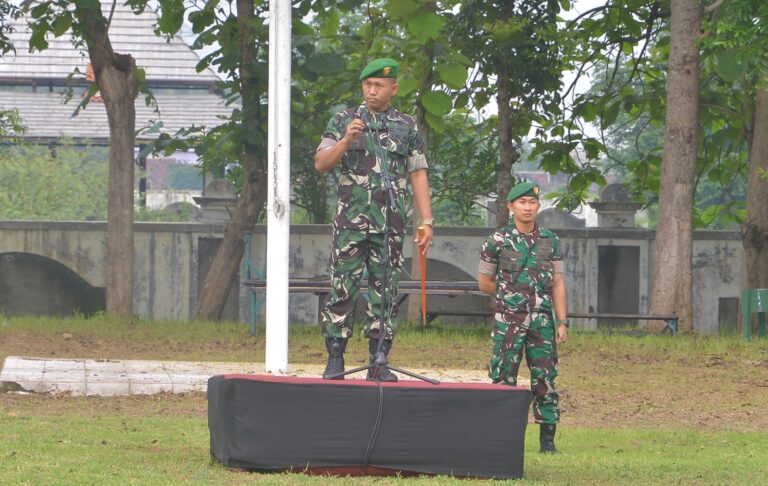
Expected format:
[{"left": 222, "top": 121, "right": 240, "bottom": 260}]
[
  {"left": 361, "top": 104, "right": 394, "bottom": 117},
  {"left": 357, "top": 104, "right": 395, "bottom": 125},
  {"left": 509, "top": 222, "right": 539, "bottom": 237}
]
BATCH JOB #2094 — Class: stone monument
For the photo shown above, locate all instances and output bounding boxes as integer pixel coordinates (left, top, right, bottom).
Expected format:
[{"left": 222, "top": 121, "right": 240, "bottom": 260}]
[
  {"left": 193, "top": 178, "right": 237, "bottom": 222},
  {"left": 588, "top": 183, "right": 642, "bottom": 228}
]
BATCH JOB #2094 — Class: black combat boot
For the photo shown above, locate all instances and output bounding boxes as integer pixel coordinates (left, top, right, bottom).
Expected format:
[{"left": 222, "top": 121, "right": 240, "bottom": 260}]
[
  {"left": 366, "top": 338, "right": 398, "bottom": 382},
  {"left": 539, "top": 423, "right": 558, "bottom": 453},
  {"left": 322, "top": 337, "right": 347, "bottom": 380}
]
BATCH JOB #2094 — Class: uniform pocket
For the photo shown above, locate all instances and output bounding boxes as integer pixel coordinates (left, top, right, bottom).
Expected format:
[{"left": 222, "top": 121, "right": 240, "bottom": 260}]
[
  {"left": 537, "top": 238, "right": 554, "bottom": 259},
  {"left": 498, "top": 249, "right": 523, "bottom": 272},
  {"left": 387, "top": 126, "right": 409, "bottom": 155},
  {"left": 539, "top": 261, "right": 554, "bottom": 288},
  {"left": 344, "top": 145, "right": 374, "bottom": 176},
  {"left": 346, "top": 137, "right": 367, "bottom": 152}
]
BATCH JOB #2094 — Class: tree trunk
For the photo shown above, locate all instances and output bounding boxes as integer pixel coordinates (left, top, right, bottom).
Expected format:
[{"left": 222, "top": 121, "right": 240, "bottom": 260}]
[
  {"left": 741, "top": 85, "right": 768, "bottom": 334},
  {"left": 194, "top": 0, "right": 267, "bottom": 321},
  {"left": 648, "top": 0, "right": 702, "bottom": 332},
  {"left": 496, "top": 57, "right": 515, "bottom": 229},
  {"left": 493, "top": 1, "right": 522, "bottom": 228},
  {"left": 77, "top": 6, "right": 138, "bottom": 316}
]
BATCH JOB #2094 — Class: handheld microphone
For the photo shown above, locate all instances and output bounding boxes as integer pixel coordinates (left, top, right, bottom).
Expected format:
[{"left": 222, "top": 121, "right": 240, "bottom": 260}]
[
  {"left": 353, "top": 108, "right": 371, "bottom": 132},
  {"left": 355, "top": 108, "right": 388, "bottom": 133}
]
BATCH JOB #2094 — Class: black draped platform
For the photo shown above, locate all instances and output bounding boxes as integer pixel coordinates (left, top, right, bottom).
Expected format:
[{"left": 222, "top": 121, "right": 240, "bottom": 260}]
[{"left": 208, "top": 374, "right": 531, "bottom": 479}]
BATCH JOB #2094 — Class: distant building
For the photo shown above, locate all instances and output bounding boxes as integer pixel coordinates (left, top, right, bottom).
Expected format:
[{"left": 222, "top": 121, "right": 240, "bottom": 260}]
[{"left": 0, "top": 1, "right": 233, "bottom": 212}]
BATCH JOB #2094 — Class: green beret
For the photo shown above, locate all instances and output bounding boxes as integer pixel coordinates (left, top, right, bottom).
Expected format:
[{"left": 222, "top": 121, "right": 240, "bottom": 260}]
[
  {"left": 507, "top": 182, "right": 540, "bottom": 202},
  {"left": 360, "top": 58, "right": 399, "bottom": 80}
]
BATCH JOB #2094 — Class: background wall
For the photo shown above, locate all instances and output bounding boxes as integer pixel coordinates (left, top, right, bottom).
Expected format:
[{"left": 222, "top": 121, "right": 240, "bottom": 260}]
[{"left": 0, "top": 221, "right": 744, "bottom": 333}]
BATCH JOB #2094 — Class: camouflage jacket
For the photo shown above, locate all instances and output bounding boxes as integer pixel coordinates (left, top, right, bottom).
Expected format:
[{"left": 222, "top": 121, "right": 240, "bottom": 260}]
[
  {"left": 319, "top": 104, "right": 428, "bottom": 234},
  {"left": 478, "top": 222, "right": 563, "bottom": 314}
]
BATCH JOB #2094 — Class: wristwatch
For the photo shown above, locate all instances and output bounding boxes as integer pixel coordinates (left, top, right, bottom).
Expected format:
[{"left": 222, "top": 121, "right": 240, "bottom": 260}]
[
  {"left": 557, "top": 319, "right": 570, "bottom": 328},
  {"left": 420, "top": 218, "right": 435, "bottom": 227}
]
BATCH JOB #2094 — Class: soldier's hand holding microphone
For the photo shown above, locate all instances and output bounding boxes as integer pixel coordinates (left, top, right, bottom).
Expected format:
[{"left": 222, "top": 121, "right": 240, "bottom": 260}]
[{"left": 344, "top": 117, "right": 365, "bottom": 142}]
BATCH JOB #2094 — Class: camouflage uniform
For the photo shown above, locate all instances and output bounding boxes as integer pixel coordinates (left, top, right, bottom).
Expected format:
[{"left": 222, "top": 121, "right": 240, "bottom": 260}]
[
  {"left": 318, "top": 104, "right": 428, "bottom": 340},
  {"left": 478, "top": 222, "right": 563, "bottom": 425}
]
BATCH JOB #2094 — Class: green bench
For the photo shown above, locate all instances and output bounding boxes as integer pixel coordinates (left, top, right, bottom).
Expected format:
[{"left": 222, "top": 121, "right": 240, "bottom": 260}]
[{"left": 741, "top": 288, "right": 768, "bottom": 341}]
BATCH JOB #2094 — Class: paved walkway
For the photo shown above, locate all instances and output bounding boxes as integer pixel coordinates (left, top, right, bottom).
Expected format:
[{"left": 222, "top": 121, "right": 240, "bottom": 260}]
[{"left": 0, "top": 356, "right": 520, "bottom": 396}]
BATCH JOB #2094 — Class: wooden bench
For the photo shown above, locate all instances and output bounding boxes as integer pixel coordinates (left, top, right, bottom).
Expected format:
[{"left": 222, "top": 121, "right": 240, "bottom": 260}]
[
  {"left": 567, "top": 312, "right": 678, "bottom": 335},
  {"left": 243, "top": 279, "right": 678, "bottom": 335},
  {"left": 242, "top": 279, "right": 484, "bottom": 326},
  {"left": 242, "top": 279, "right": 484, "bottom": 295},
  {"left": 425, "top": 310, "right": 678, "bottom": 335}
]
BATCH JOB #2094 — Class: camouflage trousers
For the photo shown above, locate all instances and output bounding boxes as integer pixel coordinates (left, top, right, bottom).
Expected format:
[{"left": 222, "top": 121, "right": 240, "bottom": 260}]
[
  {"left": 489, "top": 309, "right": 560, "bottom": 425},
  {"left": 321, "top": 228, "right": 404, "bottom": 340}
]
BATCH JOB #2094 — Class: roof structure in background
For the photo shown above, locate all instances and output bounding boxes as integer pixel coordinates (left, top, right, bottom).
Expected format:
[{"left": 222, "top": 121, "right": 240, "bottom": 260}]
[{"left": 0, "top": 1, "right": 234, "bottom": 143}]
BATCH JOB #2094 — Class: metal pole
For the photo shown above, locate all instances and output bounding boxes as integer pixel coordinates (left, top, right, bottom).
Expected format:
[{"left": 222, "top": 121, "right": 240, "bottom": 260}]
[{"left": 265, "top": 0, "right": 291, "bottom": 373}]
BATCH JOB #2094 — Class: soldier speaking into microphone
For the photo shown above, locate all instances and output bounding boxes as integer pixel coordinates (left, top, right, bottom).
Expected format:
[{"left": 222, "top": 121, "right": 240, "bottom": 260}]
[{"left": 314, "top": 58, "right": 434, "bottom": 382}]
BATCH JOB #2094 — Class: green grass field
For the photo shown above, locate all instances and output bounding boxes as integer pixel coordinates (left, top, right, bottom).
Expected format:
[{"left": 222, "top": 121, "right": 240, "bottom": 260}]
[{"left": 2, "top": 315, "right": 768, "bottom": 484}]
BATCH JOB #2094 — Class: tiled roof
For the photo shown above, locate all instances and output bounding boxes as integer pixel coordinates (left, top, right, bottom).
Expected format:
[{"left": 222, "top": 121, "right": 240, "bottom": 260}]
[
  {"left": 0, "top": 1, "right": 237, "bottom": 142},
  {"left": 0, "top": 87, "right": 233, "bottom": 142},
  {"left": 0, "top": 1, "right": 221, "bottom": 84}
]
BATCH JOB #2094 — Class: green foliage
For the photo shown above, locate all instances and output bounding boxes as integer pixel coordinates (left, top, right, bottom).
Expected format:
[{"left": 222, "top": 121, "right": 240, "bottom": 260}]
[
  {"left": 134, "top": 0, "right": 573, "bottom": 226},
  {"left": 0, "top": 108, "right": 25, "bottom": 139},
  {"left": 139, "top": 0, "right": 272, "bottom": 210},
  {"left": 525, "top": 0, "right": 766, "bottom": 231},
  {"left": 0, "top": 1, "right": 21, "bottom": 56},
  {"left": 427, "top": 112, "right": 497, "bottom": 220},
  {"left": 582, "top": 57, "right": 746, "bottom": 229},
  {"left": 420, "top": 90, "right": 452, "bottom": 117},
  {"left": 529, "top": 1, "right": 667, "bottom": 209},
  {"left": 41, "top": 0, "right": 763, "bottom": 231},
  {"left": 0, "top": 144, "right": 199, "bottom": 222},
  {"left": 704, "top": 0, "right": 768, "bottom": 77},
  {"left": 431, "top": 198, "right": 486, "bottom": 227},
  {"left": 154, "top": 0, "right": 186, "bottom": 38},
  {"left": 134, "top": 203, "right": 196, "bottom": 222},
  {"left": 452, "top": 0, "right": 570, "bottom": 221},
  {"left": 0, "top": 143, "right": 109, "bottom": 221},
  {"left": 435, "top": 62, "right": 468, "bottom": 90},
  {"left": 565, "top": 0, "right": 768, "bottom": 229}
]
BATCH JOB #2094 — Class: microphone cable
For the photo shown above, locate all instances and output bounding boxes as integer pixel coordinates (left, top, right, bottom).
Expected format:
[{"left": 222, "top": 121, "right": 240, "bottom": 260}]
[{"left": 362, "top": 380, "right": 385, "bottom": 470}]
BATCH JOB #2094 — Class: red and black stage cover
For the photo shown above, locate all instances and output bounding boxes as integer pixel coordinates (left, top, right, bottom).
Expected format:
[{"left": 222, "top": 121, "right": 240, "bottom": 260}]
[{"left": 208, "top": 374, "right": 531, "bottom": 479}]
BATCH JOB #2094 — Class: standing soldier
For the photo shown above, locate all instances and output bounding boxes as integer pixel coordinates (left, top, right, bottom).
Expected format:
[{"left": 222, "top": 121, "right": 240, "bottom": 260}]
[
  {"left": 314, "top": 58, "right": 434, "bottom": 381},
  {"left": 477, "top": 182, "right": 568, "bottom": 453}
]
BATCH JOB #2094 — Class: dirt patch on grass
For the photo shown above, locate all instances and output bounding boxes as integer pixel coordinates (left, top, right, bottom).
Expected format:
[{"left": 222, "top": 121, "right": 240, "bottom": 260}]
[
  {"left": 557, "top": 349, "right": 768, "bottom": 432},
  {"left": 0, "top": 332, "right": 265, "bottom": 363},
  {"left": 1, "top": 392, "right": 209, "bottom": 418},
  {"left": 3, "top": 330, "right": 768, "bottom": 432}
]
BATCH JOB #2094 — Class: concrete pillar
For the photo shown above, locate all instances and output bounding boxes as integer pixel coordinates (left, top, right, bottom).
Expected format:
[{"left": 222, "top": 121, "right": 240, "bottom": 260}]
[
  {"left": 192, "top": 178, "right": 236, "bottom": 222},
  {"left": 588, "top": 183, "right": 642, "bottom": 228}
]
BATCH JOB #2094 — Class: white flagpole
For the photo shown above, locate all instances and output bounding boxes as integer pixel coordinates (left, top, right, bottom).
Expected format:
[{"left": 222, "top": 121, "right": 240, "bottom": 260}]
[{"left": 265, "top": 0, "right": 291, "bottom": 373}]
